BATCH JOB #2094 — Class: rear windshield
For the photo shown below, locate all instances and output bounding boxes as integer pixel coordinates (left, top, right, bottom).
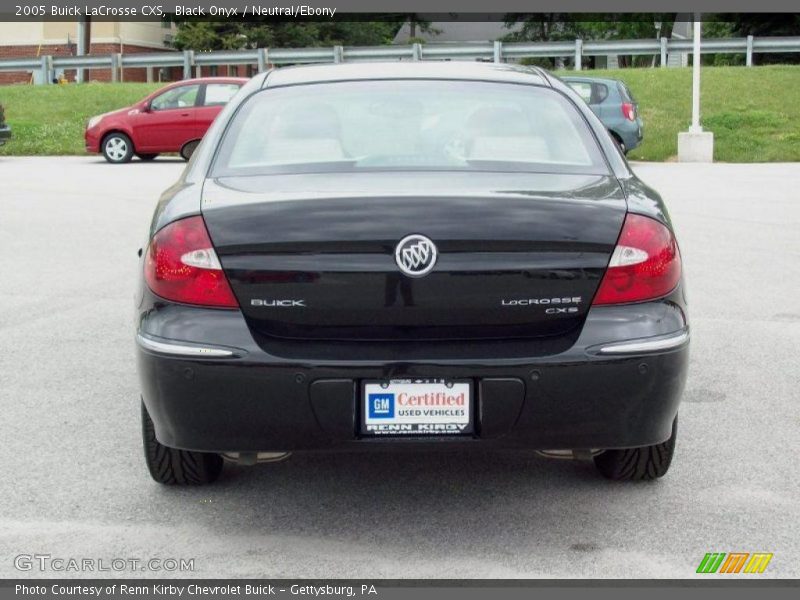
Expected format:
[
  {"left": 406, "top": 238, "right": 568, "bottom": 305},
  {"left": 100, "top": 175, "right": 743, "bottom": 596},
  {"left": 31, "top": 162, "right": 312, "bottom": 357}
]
[
  {"left": 211, "top": 80, "right": 608, "bottom": 177},
  {"left": 566, "top": 80, "right": 609, "bottom": 105},
  {"left": 618, "top": 82, "right": 635, "bottom": 103}
]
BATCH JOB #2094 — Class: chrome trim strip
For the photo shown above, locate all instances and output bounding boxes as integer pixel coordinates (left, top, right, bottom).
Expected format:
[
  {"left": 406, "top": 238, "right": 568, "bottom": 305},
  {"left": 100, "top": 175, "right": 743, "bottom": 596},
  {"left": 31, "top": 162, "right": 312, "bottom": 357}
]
[
  {"left": 136, "top": 334, "right": 235, "bottom": 358},
  {"left": 597, "top": 330, "right": 690, "bottom": 355}
]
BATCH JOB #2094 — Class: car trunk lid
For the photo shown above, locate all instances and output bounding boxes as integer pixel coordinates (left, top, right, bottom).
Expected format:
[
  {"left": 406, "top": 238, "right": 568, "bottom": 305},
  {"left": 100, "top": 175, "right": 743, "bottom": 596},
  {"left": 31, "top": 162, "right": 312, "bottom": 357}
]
[{"left": 201, "top": 172, "right": 626, "bottom": 341}]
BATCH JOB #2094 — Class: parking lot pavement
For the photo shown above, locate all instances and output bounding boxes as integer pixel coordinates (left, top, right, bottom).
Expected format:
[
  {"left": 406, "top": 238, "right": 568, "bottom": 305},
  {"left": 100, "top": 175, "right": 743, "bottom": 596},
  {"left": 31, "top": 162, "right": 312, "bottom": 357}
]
[{"left": 0, "top": 156, "right": 798, "bottom": 579}]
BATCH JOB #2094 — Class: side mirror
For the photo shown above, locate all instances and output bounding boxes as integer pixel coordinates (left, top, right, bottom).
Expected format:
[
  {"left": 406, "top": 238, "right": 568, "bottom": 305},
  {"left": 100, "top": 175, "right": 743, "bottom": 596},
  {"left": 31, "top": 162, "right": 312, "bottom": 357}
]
[{"left": 142, "top": 101, "right": 151, "bottom": 113}]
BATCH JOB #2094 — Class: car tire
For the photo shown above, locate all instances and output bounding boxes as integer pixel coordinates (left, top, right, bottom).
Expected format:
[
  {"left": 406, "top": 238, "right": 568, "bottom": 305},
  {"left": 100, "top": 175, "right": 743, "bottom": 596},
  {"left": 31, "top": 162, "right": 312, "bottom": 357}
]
[
  {"left": 610, "top": 132, "right": 627, "bottom": 155},
  {"left": 594, "top": 416, "right": 677, "bottom": 481},
  {"left": 137, "top": 153, "right": 159, "bottom": 161},
  {"left": 141, "top": 401, "right": 223, "bottom": 485},
  {"left": 180, "top": 140, "right": 200, "bottom": 161},
  {"left": 102, "top": 132, "right": 134, "bottom": 164}
]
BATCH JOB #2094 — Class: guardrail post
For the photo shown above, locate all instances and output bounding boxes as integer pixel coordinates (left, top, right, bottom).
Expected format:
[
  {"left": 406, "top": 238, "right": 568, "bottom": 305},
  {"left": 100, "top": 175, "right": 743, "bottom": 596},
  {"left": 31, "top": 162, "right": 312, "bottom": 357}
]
[
  {"left": 39, "top": 55, "right": 53, "bottom": 84},
  {"left": 3, "top": 36, "right": 800, "bottom": 78},
  {"left": 146, "top": 66, "right": 154, "bottom": 83},
  {"left": 110, "top": 53, "right": 120, "bottom": 83},
  {"left": 182, "top": 50, "right": 194, "bottom": 80},
  {"left": 493, "top": 40, "right": 503, "bottom": 63}
]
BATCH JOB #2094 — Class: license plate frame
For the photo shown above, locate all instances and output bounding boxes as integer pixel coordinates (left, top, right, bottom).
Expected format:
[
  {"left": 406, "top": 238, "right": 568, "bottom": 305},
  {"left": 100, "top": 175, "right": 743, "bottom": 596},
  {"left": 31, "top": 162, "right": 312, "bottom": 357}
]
[{"left": 360, "top": 378, "right": 474, "bottom": 437}]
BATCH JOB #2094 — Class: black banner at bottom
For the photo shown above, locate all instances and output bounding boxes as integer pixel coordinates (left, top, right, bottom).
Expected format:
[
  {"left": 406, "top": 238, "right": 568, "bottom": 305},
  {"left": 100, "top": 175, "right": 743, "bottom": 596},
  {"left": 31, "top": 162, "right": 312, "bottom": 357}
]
[{"left": 3, "top": 580, "right": 800, "bottom": 600}]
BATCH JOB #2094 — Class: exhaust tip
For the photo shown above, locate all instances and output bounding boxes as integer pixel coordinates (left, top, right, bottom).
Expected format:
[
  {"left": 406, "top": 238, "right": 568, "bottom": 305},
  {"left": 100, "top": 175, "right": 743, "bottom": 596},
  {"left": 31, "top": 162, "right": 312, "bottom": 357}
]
[
  {"left": 222, "top": 451, "right": 292, "bottom": 465},
  {"left": 535, "top": 449, "right": 603, "bottom": 460}
]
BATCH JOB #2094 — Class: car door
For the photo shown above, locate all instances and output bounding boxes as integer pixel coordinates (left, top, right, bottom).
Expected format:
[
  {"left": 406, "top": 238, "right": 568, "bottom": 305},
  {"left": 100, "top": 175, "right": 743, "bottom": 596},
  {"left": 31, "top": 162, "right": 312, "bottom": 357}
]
[
  {"left": 193, "top": 82, "right": 243, "bottom": 139},
  {"left": 132, "top": 84, "right": 201, "bottom": 152}
]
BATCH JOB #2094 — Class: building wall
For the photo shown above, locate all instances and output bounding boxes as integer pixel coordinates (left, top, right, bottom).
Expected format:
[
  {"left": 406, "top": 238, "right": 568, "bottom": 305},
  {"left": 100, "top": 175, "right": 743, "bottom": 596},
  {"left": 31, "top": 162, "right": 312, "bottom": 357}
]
[
  {"left": 0, "top": 21, "right": 176, "bottom": 84},
  {"left": 194, "top": 64, "right": 255, "bottom": 78},
  {"left": 0, "top": 21, "right": 169, "bottom": 46},
  {"left": 120, "top": 22, "right": 175, "bottom": 49},
  {"left": 0, "top": 22, "right": 46, "bottom": 45}
]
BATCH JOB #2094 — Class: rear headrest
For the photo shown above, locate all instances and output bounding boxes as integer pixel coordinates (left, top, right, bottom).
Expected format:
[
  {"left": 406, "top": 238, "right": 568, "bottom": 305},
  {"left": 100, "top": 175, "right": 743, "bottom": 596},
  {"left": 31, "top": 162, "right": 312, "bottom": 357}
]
[
  {"left": 465, "top": 106, "right": 531, "bottom": 137},
  {"left": 273, "top": 103, "right": 342, "bottom": 139}
]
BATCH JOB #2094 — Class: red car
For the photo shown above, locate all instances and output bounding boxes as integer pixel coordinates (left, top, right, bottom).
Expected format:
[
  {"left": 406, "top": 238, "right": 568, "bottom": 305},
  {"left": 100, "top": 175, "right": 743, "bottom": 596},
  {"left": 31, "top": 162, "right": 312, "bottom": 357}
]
[{"left": 85, "top": 77, "right": 248, "bottom": 163}]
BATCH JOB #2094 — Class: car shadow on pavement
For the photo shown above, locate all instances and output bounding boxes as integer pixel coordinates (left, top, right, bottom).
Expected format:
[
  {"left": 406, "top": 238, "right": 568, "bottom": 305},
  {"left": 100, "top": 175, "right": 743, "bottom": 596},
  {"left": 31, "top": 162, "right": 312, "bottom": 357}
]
[
  {"left": 86, "top": 157, "right": 187, "bottom": 164},
  {"left": 148, "top": 450, "right": 653, "bottom": 550}
]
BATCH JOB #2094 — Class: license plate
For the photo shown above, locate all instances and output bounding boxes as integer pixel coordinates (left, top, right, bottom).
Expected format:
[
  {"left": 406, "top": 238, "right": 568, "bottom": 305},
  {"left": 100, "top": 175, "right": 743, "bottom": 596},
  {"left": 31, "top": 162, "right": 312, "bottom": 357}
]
[{"left": 361, "top": 379, "right": 473, "bottom": 436}]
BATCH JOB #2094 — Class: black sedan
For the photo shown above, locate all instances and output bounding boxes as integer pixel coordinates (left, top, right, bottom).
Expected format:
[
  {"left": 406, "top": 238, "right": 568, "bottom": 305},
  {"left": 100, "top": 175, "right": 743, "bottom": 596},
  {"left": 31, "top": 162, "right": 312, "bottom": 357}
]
[{"left": 136, "top": 62, "right": 688, "bottom": 485}]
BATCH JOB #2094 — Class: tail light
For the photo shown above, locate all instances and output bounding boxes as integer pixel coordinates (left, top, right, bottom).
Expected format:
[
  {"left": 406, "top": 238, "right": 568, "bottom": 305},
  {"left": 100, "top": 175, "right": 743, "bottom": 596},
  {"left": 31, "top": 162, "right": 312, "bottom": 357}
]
[
  {"left": 621, "top": 102, "right": 636, "bottom": 121},
  {"left": 592, "top": 214, "right": 681, "bottom": 305},
  {"left": 144, "top": 216, "right": 238, "bottom": 308}
]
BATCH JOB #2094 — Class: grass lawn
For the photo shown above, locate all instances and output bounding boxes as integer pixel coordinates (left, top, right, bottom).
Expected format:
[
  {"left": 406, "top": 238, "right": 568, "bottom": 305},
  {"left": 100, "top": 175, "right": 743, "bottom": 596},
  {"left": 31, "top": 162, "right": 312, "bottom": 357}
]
[
  {"left": 0, "top": 82, "right": 161, "bottom": 156},
  {"left": 557, "top": 65, "right": 800, "bottom": 162},
  {"left": 1, "top": 65, "right": 799, "bottom": 161}
]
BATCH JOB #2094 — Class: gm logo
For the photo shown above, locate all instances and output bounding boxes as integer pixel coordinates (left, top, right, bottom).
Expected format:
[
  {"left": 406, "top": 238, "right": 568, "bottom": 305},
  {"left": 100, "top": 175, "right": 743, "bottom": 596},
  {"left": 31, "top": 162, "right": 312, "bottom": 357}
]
[{"left": 368, "top": 393, "right": 394, "bottom": 419}]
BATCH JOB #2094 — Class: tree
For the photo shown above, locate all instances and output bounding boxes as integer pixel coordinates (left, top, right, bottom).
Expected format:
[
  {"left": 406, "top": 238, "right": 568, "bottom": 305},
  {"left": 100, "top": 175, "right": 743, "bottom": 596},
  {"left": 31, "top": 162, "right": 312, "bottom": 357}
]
[
  {"left": 503, "top": 14, "right": 676, "bottom": 43},
  {"left": 701, "top": 14, "right": 800, "bottom": 65},
  {"left": 728, "top": 13, "right": 800, "bottom": 37},
  {"left": 170, "top": 20, "right": 402, "bottom": 51},
  {"left": 502, "top": 14, "right": 677, "bottom": 68},
  {"left": 727, "top": 14, "right": 800, "bottom": 64}
]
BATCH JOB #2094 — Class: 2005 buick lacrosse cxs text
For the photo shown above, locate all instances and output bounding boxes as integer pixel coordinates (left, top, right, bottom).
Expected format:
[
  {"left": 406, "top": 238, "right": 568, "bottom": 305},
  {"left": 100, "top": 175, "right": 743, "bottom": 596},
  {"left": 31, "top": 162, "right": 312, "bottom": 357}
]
[{"left": 135, "top": 62, "right": 689, "bottom": 485}]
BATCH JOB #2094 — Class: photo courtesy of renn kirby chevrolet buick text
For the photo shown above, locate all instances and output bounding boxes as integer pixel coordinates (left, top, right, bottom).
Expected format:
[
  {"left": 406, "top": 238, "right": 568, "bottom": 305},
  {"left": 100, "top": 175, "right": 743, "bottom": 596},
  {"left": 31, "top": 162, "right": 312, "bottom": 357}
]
[{"left": 136, "top": 62, "right": 688, "bottom": 485}]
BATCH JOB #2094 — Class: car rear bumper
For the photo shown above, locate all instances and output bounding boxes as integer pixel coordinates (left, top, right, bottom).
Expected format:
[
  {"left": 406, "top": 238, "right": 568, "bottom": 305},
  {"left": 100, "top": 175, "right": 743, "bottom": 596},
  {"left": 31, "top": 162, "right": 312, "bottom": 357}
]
[
  {"left": 137, "top": 290, "right": 689, "bottom": 453},
  {"left": 616, "top": 121, "right": 643, "bottom": 152}
]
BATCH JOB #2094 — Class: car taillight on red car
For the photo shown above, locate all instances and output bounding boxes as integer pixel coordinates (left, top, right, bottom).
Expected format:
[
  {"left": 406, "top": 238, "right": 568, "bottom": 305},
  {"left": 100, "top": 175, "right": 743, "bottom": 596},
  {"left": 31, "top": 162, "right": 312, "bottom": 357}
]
[
  {"left": 144, "top": 216, "right": 238, "bottom": 308},
  {"left": 621, "top": 102, "right": 636, "bottom": 121},
  {"left": 592, "top": 213, "right": 681, "bottom": 305}
]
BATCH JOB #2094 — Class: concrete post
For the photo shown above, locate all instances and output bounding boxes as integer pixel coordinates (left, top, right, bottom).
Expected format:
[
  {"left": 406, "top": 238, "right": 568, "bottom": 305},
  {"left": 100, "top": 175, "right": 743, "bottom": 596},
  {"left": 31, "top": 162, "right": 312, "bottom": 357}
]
[
  {"left": 678, "top": 15, "right": 714, "bottom": 162},
  {"left": 411, "top": 43, "right": 422, "bottom": 61},
  {"left": 76, "top": 18, "right": 87, "bottom": 83},
  {"left": 257, "top": 48, "right": 268, "bottom": 72},
  {"left": 110, "top": 53, "right": 120, "bottom": 83},
  {"left": 146, "top": 66, "right": 153, "bottom": 83},
  {"left": 690, "top": 19, "right": 701, "bottom": 132},
  {"left": 660, "top": 37, "right": 668, "bottom": 67},
  {"left": 493, "top": 41, "right": 502, "bottom": 63},
  {"left": 746, "top": 35, "right": 754, "bottom": 67},
  {"left": 333, "top": 45, "right": 343, "bottom": 64},
  {"left": 182, "top": 50, "right": 193, "bottom": 80},
  {"left": 40, "top": 55, "right": 52, "bottom": 84},
  {"left": 574, "top": 39, "right": 582, "bottom": 71}
]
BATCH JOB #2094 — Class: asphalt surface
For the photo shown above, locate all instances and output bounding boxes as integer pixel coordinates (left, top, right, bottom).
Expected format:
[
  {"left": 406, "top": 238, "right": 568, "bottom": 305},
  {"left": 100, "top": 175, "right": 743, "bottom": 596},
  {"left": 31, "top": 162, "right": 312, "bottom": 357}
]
[{"left": 0, "top": 157, "right": 798, "bottom": 579}]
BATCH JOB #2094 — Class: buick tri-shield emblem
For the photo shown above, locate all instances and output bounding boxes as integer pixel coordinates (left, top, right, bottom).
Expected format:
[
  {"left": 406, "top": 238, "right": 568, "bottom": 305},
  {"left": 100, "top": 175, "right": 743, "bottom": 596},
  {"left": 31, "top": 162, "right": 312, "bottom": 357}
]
[{"left": 395, "top": 234, "right": 438, "bottom": 277}]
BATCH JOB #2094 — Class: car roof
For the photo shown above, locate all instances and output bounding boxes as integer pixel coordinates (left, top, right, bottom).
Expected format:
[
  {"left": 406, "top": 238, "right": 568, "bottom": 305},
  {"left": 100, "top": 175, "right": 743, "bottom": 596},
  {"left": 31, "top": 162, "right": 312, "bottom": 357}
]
[
  {"left": 154, "top": 77, "right": 249, "bottom": 93},
  {"left": 175, "top": 77, "right": 249, "bottom": 85},
  {"left": 142, "top": 77, "right": 250, "bottom": 101},
  {"left": 263, "top": 62, "right": 550, "bottom": 88}
]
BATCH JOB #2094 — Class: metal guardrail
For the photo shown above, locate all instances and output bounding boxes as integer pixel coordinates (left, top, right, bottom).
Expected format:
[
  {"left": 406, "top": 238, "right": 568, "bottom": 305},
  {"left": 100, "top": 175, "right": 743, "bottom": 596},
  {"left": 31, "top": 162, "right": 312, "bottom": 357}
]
[{"left": 2, "top": 36, "right": 799, "bottom": 84}]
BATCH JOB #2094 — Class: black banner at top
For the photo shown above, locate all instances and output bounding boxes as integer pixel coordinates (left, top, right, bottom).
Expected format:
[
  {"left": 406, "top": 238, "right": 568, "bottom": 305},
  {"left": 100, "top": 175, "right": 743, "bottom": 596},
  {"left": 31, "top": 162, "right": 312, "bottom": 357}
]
[{"left": 1, "top": 0, "right": 798, "bottom": 22}]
